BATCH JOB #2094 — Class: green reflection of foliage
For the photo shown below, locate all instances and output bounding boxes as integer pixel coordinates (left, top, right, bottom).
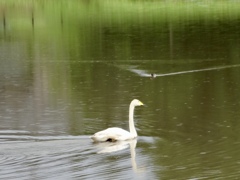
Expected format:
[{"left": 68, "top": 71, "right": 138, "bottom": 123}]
[
  {"left": 1, "top": 0, "right": 240, "bottom": 60},
  {"left": 1, "top": 0, "right": 240, "bottom": 29},
  {"left": 1, "top": 0, "right": 240, "bottom": 134},
  {"left": 1, "top": 1, "right": 240, "bottom": 178}
]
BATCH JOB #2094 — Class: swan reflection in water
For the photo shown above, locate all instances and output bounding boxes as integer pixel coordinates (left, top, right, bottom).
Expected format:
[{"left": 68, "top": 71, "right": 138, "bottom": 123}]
[{"left": 94, "top": 139, "right": 140, "bottom": 172}]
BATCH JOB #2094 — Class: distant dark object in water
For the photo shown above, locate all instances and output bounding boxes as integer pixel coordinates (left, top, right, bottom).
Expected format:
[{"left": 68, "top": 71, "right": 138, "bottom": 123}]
[{"left": 150, "top": 73, "right": 156, "bottom": 78}]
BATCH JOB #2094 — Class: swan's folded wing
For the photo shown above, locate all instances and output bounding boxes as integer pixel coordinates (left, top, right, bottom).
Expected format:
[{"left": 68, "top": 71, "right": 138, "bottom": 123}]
[{"left": 91, "top": 127, "right": 132, "bottom": 142}]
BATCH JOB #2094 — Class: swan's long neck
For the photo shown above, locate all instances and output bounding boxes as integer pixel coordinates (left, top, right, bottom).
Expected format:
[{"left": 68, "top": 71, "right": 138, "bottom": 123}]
[{"left": 129, "top": 103, "right": 137, "bottom": 137}]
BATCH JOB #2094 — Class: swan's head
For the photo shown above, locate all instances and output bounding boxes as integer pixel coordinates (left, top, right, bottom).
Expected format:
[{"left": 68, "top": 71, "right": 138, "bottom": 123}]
[{"left": 131, "top": 99, "right": 144, "bottom": 107}]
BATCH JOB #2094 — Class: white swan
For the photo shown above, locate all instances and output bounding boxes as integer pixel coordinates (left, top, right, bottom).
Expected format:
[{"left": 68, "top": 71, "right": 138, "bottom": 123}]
[{"left": 91, "top": 99, "right": 144, "bottom": 142}]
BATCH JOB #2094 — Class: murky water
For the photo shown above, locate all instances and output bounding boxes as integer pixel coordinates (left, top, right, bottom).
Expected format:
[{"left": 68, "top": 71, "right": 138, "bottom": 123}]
[{"left": 1, "top": 1, "right": 240, "bottom": 179}]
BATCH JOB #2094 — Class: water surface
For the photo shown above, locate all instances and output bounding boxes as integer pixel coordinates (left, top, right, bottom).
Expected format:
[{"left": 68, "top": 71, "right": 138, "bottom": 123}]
[{"left": 1, "top": 0, "right": 240, "bottom": 179}]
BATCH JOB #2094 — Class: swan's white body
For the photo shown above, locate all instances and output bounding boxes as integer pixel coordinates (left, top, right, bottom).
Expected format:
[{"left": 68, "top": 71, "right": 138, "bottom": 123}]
[{"left": 91, "top": 99, "right": 144, "bottom": 142}]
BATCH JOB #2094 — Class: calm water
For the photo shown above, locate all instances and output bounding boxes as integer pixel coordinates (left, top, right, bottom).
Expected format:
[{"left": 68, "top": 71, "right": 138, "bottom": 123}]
[{"left": 1, "top": 1, "right": 240, "bottom": 179}]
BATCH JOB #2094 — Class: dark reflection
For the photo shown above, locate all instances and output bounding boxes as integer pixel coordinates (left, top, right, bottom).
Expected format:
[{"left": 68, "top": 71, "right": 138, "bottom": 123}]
[
  {"left": 31, "top": 10, "right": 34, "bottom": 30},
  {"left": 3, "top": 11, "right": 6, "bottom": 36}
]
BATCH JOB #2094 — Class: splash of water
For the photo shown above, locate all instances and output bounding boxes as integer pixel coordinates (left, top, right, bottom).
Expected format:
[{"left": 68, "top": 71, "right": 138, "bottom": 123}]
[{"left": 128, "top": 64, "right": 240, "bottom": 77}]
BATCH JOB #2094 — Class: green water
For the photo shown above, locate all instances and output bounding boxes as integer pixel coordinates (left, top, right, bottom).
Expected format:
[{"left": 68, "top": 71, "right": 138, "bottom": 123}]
[{"left": 0, "top": 0, "right": 240, "bottom": 179}]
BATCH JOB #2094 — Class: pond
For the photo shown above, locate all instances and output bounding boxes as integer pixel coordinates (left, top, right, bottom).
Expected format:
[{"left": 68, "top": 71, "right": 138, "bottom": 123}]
[{"left": 0, "top": 0, "right": 240, "bottom": 179}]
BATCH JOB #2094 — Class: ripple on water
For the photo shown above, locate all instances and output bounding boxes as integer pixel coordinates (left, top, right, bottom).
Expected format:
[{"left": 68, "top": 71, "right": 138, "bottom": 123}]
[{"left": 0, "top": 135, "right": 158, "bottom": 180}]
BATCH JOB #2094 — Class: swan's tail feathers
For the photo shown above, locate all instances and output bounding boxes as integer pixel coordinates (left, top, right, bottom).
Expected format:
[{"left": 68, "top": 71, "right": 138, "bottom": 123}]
[
  {"left": 91, "top": 134, "right": 117, "bottom": 142},
  {"left": 90, "top": 134, "right": 102, "bottom": 142}
]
